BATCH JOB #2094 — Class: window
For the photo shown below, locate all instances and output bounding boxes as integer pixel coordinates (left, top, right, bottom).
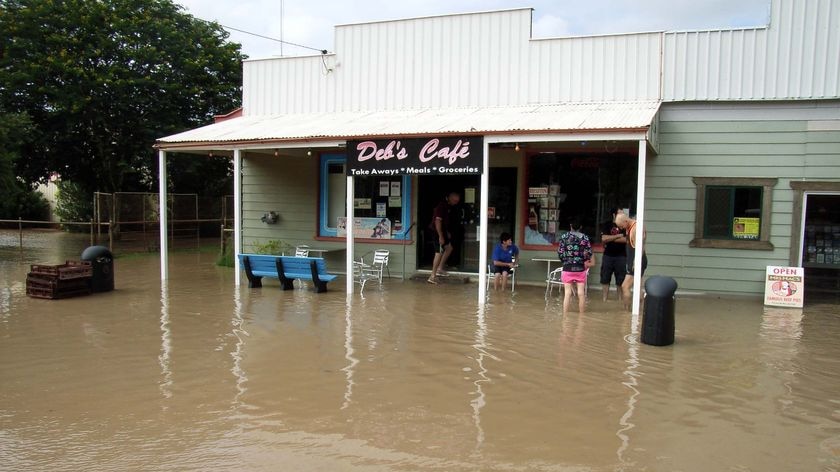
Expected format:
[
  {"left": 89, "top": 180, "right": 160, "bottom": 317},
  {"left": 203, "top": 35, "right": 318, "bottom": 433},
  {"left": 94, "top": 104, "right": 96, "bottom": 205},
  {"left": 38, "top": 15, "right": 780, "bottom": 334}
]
[
  {"left": 319, "top": 154, "right": 412, "bottom": 240},
  {"left": 691, "top": 177, "right": 776, "bottom": 250},
  {"left": 522, "top": 151, "right": 637, "bottom": 248}
]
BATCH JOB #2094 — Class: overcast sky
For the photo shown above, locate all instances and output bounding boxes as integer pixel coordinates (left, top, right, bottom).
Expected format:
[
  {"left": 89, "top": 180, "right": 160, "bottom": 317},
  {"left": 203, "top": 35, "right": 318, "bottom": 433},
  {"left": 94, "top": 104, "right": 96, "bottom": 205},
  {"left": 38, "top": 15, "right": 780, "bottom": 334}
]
[{"left": 178, "top": 0, "right": 772, "bottom": 59}]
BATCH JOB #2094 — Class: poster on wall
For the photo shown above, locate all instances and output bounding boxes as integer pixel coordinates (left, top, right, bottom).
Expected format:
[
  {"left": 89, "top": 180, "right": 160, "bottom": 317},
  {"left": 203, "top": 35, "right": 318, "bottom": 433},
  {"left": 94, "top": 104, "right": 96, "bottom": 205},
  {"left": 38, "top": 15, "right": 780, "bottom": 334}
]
[
  {"left": 464, "top": 187, "right": 476, "bottom": 204},
  {"left": 337, "top": 217, "right": 392, "bottom": 239},
  {"left": 390, "top": 181, "right": 401, "bottom": 196},
  {"left": 346, "top": 136, "right": 483, "bottom": 176},
  {"left": 379, "top": 181, "right": 390, "bottom": 197},
  {"left": 734, "top": 217, "right": 760, "bottom": 240},
  {"left": 764, "top": 266, "right": 805, "bottom": 308},
  {"left": 388, "top": 196, "right": 402, "bottom": 207},
  {"left": 354, "top": 198, "right": 371, "bottom": 209},
  {"left": 376, "top": 202, "right": 387, "bottom": 217}
]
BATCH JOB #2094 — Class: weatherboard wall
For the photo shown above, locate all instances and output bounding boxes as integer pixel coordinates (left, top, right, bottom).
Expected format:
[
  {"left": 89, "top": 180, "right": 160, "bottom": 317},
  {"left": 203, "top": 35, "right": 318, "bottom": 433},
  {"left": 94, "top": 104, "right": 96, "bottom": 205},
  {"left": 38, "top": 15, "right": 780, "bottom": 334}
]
[
  {"left": 646, "top": 101, "right": 840, "bottom": 294},
  {"left": 240, "top": 152, "right": 418, "bottom": 276}
]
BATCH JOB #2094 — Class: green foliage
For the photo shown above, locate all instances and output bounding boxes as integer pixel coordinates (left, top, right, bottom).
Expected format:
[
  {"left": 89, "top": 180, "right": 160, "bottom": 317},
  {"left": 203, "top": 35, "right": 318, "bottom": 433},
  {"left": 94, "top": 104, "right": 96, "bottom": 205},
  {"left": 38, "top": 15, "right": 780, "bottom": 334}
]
[
  {"left": 252, "top": 240, "right": 294, "bottom": 255},
  {"left": 215, "top": 241, "right": 234, "bottom": 267},
  {"left": 0, "top": 111, "right": 50, "bottom": 220},
  {"left": 0, "top": 180, "right": 51, "bottom": 220},
  {"left": 216, "top": 239, "right": 293, "bottom": 268},
  {"left": 54, "top": 180, "right": 93, "bottom": 222},
  {"left": 0, "top": 0, "right": 244, "bottom": 197}
]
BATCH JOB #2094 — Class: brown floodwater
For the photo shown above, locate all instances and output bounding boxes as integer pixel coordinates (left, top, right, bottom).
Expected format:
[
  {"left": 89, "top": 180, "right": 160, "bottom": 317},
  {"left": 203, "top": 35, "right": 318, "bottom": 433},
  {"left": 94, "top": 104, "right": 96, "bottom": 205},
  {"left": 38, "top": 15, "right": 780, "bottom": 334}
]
[{"left": 2, "top": 231, "right": 840, "bottom": 471}]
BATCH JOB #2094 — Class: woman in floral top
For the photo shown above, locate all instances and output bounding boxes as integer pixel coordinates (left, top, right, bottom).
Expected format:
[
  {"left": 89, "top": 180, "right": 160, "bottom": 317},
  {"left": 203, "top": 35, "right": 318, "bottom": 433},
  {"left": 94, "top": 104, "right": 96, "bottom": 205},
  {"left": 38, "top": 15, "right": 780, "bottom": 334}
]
[{"left": 557, "top": 219, "right": 594, "bottom": 313}]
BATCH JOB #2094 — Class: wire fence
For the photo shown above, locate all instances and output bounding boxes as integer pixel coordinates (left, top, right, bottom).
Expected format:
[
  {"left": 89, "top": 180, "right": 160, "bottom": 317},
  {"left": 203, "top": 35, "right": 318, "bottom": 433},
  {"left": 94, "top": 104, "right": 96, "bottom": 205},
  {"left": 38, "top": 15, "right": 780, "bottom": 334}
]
[{"left": 1, "top": 192, "right": 234, "bottom": 254}]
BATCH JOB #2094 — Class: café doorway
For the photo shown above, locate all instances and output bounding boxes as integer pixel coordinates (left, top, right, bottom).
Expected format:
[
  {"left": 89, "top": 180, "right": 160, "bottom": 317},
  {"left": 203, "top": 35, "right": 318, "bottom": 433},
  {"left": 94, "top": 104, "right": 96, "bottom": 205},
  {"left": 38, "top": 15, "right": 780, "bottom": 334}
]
[
  {"left": 417, "top": 168, "right": 517, "bottom": 273},
  {"left": 800, "top": 193, "right": 840, "bottom": 300}
]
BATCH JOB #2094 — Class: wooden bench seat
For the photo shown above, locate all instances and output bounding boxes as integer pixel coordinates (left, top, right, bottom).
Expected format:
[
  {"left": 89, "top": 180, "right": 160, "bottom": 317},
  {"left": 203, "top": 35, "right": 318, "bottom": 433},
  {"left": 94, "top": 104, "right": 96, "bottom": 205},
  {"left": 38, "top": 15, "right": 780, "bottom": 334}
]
[{"left": 238, "top": 254, "right": 337, "bottom": 293}]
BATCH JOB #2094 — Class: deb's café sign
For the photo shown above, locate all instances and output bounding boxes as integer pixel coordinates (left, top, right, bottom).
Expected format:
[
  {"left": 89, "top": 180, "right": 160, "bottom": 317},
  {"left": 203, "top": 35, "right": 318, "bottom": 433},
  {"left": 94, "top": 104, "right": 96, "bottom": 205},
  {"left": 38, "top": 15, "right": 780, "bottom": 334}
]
[
  {"left": 764, "top": 266, "right": 805, "bottom": 308},
  {"left": 346, "top": 137, "right": 483, "bottom": 176}
]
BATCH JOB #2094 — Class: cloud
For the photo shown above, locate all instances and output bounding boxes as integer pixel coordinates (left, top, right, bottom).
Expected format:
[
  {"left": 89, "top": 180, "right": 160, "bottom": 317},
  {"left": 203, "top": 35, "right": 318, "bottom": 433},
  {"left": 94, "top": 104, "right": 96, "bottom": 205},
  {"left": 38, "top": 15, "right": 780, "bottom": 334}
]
[{"left": 532, "top": 13, "right": 572, "bottom": 38}]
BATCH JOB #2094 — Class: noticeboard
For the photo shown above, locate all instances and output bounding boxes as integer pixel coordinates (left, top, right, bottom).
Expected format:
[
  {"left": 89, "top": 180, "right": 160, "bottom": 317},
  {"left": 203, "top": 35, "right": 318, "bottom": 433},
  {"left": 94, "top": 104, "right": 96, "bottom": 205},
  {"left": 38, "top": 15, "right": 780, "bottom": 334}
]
[
  {"left": 764, "top": 266, "right": 805, "bottom": 308},
  {"left": 346, "top": 137, "right": 483, "bottom": 176},
  {"left": 733, "top": 217, "right": 760, "bottom": 240}
]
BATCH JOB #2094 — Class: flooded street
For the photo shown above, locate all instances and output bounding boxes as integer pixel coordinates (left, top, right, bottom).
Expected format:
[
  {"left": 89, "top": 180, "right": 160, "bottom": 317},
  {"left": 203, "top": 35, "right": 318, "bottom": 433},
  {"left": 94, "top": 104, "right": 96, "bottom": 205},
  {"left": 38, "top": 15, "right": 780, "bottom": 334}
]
[{"left": 1, "top": 232, "right": 840, "bottom": 471}]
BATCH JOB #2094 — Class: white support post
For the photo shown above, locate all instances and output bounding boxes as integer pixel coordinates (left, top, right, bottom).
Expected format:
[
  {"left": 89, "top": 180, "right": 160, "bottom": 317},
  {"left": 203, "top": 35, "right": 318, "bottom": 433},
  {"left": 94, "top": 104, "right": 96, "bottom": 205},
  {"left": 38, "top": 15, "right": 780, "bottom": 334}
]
[
  {"left": 478, "top": 139, "right": 490, "bottom": 304},
  {"left": 158, "top": 150, "right": 168, "bottom": 281},
  {"left": 632, "top": 140, "right": 647, "bottom": 315},
  {"left": 233, "top": 149, "right": 242, "bottom": 286},
  {"left": 346, "top": 176, "right": 355, "bottom": 295}
]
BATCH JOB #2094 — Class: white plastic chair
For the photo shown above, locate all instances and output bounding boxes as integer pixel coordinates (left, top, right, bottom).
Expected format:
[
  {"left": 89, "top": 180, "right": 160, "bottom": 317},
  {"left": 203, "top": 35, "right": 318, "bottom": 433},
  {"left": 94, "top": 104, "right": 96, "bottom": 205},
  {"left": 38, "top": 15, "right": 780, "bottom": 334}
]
[
  {"left": 359, "top": 249, "right": 390, "bottom": 282},
  {"left": 546, "top": 268, "right": 589, "bottom": 299},
  {"left": 487, "top": 264, "right": 516, "bottom": 292},
  {"left": 545, "top": 267, "right": 563, "bottom": 298},
  {"left": 353, "top": 261, "right": 377, "bottom": 294}
]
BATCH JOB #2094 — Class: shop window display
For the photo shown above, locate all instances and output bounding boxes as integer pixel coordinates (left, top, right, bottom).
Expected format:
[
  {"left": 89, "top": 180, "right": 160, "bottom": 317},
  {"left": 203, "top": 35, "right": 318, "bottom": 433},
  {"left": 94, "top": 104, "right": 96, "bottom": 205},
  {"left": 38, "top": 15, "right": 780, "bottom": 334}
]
[
  {"left": 319, "top": 154, "right": 411, "bottom": 239},
  {"left": 523, "top": 152, "right": 637, "bottom": 247}
]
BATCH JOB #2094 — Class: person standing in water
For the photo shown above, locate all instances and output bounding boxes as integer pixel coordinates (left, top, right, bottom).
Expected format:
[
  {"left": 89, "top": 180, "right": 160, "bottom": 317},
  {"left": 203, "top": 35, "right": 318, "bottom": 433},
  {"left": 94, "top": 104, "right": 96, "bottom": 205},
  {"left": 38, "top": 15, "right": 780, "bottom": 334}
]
[
  {"left": 427, "top": 191, "right": 460, "bottom": 284},
  {"left": 556, "top": 219, "right": 594, "bottom": 313},
  {"left": 600, "top": 208, "right": 627, "bottom": 302},
  {"left": 615, "top": 212, "right": 647, "bottom": 312}
]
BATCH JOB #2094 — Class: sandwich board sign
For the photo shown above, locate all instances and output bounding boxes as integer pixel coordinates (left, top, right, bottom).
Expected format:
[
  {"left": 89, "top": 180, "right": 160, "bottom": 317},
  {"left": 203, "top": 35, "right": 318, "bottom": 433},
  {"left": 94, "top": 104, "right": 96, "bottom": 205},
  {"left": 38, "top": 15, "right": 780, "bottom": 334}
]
[{"left": 764, "top": 266, "right": 805, "bottom": 308}]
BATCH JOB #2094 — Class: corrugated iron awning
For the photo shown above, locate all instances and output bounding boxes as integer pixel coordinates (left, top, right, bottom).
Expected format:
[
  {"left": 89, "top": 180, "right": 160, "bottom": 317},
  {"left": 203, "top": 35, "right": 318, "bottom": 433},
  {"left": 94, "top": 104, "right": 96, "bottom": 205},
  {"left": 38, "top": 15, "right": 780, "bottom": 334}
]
[{"left": 156, "top": 101, "right": 661, "bottom": 149}]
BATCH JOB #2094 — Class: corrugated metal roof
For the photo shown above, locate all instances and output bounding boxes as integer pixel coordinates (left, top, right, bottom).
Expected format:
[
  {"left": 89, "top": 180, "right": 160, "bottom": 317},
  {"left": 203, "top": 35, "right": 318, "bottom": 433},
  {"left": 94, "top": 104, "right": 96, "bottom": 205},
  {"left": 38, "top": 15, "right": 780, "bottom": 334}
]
[{"left": 157, "top": 101, "right": 661, "bottom": 147}]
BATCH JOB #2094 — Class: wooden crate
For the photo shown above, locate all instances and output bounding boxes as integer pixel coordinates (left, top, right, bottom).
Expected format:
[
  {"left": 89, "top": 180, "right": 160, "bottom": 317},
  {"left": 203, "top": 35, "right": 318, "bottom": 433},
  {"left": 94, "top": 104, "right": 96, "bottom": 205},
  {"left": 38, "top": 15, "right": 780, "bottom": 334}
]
[
  {"left": 29, "top": 261, "right": 93, "bottom": 280},
  {"left": 25, "top": 273, "right": 91, "bottom": 299}
]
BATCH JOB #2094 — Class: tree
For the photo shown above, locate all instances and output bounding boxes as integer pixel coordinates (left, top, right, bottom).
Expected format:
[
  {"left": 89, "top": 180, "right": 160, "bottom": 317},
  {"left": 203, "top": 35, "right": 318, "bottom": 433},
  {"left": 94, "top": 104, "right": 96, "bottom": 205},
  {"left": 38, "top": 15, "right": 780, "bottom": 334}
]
[
  {"left": 0, "top": 0, "right": 243, "bottom": 199},
  {"left": 0, "top": 111, "right": 50, "bottom": 220}
]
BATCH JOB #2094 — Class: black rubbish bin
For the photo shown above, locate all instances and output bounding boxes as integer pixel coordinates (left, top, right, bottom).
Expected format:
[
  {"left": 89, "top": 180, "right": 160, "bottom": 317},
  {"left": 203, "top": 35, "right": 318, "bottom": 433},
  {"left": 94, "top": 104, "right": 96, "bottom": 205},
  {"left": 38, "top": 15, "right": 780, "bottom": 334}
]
[
  {"left": 641, "top": 276, "right": 677, "bottom": 346},
  {"left": 81, "top": 245, "right": 114, "bottom": 293}
]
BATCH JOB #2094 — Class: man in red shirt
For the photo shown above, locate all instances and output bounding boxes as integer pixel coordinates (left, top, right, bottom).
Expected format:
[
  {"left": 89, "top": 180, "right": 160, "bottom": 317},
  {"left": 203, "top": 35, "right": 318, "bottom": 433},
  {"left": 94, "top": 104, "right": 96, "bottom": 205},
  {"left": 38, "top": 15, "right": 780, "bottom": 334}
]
[{"left": 427, "top": 191, "right": 460, "bottom": 284}]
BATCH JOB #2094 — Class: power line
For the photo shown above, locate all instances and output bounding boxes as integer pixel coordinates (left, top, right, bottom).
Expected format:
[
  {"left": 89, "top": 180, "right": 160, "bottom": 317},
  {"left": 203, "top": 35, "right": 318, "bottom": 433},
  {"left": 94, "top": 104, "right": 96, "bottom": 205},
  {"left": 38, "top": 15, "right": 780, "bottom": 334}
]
[
  {"left": 219, "top": 23, "right": 327, "bottom": 54},
  {"left": 198, "top": 17, "right": 328, "bottom": 54}
]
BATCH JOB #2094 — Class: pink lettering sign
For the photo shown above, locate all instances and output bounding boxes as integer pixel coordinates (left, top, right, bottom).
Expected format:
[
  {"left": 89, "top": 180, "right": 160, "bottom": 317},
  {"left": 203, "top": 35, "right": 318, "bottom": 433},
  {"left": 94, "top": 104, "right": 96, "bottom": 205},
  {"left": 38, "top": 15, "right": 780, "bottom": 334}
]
[
  {"left": 419, "top": 139, "right": 471, "bottom": 165},
  {"left": 356, "top": 140, "right": 408, "bottom": 162}
]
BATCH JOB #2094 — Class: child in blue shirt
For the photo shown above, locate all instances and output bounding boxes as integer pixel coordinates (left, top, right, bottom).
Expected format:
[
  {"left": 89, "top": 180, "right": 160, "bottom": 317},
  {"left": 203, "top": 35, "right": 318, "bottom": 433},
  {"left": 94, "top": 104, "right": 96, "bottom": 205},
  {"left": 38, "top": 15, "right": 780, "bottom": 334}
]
[{"left": 492, "top": 232, "right": 519, "bottom": 291}]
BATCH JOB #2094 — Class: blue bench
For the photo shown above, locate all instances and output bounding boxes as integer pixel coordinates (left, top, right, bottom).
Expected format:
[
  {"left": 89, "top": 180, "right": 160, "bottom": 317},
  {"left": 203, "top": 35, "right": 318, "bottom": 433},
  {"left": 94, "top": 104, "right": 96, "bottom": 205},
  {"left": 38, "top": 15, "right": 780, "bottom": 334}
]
[{"left": 238, "top": 254, "right": 338, "bottom": 293}]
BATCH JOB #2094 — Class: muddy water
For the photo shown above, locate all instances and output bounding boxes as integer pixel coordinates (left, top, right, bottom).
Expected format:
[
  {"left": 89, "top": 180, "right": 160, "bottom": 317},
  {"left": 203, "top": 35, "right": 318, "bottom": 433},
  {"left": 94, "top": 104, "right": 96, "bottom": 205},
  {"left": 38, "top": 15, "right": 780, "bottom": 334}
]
[{"left": 2, "top": 234, "right": 840, "bottom": 471}]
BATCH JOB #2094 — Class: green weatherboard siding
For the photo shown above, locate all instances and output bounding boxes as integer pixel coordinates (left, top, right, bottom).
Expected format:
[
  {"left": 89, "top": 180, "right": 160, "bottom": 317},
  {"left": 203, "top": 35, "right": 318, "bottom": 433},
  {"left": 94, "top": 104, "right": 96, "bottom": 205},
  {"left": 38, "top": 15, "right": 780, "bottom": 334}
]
[{"left": 647, "top": 102, "right": 840, "bottom": 295}]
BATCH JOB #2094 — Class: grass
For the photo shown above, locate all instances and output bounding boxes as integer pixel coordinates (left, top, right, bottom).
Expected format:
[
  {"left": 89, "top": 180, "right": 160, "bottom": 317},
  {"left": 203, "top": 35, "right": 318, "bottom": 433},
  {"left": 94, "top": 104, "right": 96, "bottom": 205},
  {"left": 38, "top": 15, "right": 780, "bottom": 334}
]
[{"left": 113, "top": 243, "right": 220, "bottom": 261}]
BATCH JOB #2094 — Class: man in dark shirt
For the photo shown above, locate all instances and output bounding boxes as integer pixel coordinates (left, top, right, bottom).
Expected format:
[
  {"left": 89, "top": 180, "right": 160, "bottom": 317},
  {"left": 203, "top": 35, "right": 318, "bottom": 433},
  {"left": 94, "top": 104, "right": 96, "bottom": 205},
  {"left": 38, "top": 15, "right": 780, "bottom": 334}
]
[
  {"left": 427, "top": 191, "right": 460, "bottom": 284},
  {"left": 600, "top": 208, "right": 627, "bottom": 302}
]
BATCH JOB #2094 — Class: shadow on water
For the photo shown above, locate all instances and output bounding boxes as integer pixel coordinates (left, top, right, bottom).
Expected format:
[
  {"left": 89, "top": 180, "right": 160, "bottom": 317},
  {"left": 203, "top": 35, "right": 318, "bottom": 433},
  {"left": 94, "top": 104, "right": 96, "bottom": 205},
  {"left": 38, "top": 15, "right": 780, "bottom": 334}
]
[{"left": 1, "top": 231, "right": 840, "bottom": 471}]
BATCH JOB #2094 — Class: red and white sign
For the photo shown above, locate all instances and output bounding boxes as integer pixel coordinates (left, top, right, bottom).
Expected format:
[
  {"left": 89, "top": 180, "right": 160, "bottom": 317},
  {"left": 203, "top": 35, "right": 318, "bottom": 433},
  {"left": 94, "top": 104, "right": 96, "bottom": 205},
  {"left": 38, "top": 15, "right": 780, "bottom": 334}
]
[{"left": 764, "top": 266, "right": 805, "bottom": 308}]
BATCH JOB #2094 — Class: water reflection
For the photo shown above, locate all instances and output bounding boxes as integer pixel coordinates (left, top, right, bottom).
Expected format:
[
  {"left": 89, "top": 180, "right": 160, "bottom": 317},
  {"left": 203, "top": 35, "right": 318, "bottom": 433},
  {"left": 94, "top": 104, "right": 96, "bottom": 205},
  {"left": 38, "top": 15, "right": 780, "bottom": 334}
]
[
  {"left": 616, "top": 310, "right": 641, "bottom": 469},
  {"left": 341, "top": 297, "right": 358, "bottom": 410},
  {"left": 0, "top": 287, "right": 11, "bottom": 321},
  {"left": 158, "top": 280, "right": 173, "bottom": 401},
  {"left": 231, "top": 284, "right": 249, "bottom": 409},
  {"left": 469, "top": 304, "right": 497, "bottom": 454}
]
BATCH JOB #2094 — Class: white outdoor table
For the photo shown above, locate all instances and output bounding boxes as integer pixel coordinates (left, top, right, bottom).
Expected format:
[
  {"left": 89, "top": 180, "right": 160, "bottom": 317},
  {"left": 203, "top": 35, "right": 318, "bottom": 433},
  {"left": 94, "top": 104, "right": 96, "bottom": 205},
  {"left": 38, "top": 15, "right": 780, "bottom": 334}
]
[
  {"left": 299, "top": 247, "right": 346, "bottom": 257},
  {"left": 532, "top": 257, "right": 562, "bottom": 280}
]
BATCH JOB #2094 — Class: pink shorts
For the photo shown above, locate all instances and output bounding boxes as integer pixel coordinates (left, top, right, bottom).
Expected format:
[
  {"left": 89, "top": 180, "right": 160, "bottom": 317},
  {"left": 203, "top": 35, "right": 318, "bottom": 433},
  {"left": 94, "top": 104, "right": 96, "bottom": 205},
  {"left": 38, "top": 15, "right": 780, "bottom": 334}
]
[{"left": 561, "top": 270, "right": 587, "bottom": 284}]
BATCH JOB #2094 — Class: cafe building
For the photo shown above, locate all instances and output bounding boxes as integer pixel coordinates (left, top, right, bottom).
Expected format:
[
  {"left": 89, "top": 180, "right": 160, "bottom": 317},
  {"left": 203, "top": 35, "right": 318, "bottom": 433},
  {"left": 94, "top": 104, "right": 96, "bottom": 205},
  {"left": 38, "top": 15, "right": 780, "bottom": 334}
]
[{"left": 156, "top": 0, "right": 840, "bottom": 307}]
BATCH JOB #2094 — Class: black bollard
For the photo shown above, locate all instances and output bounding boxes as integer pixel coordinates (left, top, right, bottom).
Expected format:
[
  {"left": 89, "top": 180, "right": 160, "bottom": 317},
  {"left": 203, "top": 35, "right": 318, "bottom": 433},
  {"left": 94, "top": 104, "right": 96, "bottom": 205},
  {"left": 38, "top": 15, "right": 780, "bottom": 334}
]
[
  {"left": 641, "top": 276, "right": 677, "bottom": 346},
  {"left": 81, "top": 246, "right": 114, "bottom": 292}
]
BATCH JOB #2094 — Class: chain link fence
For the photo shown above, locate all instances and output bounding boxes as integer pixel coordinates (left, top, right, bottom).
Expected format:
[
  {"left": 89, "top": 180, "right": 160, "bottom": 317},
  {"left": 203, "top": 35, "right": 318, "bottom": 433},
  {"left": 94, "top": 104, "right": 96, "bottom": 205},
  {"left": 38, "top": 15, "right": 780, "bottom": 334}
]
[{"left": 1, "top": 192, "right": 233, "bottom": 254}]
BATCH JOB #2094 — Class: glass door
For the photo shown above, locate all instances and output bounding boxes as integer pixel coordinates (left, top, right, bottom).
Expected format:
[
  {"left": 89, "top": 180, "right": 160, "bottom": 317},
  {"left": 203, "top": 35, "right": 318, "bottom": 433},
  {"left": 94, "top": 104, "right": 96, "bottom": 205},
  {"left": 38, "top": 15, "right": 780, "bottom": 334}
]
[{"left": 801, "top": 193, "right": 840, "bottom": 300}]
